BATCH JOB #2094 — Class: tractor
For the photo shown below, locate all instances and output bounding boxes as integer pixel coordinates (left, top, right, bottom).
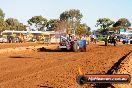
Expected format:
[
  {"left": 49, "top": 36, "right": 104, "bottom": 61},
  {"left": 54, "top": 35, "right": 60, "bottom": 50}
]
[{"left": 59, "top": 34, "right": 86, "bottom": 52}]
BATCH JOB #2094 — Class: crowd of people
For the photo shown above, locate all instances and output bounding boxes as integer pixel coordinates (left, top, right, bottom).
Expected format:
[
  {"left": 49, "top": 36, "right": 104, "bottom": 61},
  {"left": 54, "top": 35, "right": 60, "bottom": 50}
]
[{"left": 80, "top": 35, "right": 97, "bottom": 44}]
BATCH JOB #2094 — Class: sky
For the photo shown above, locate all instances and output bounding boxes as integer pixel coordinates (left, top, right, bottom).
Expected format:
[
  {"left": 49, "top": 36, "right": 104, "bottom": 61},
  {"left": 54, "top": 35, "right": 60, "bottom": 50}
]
[{"left": 0, "top": 0, "right": 132, "bottom": 30}]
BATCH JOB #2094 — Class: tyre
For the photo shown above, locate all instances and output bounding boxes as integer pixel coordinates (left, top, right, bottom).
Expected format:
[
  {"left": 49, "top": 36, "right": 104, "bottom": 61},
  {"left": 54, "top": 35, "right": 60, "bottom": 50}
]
[
  {"left": 114, "top": 42, "right": 116, "bottom": 46},
  {"left": 122, "top": 41, "right": 125, "bottom": 44},
  {"left": 60, "top": 48, "right": 67, "bottom": 51},
  {"left": 80, "top": 46, "right": 86, "bottom": 52},
  {"left": 105, "top": 41, "right": 107, "bottom": 46}
]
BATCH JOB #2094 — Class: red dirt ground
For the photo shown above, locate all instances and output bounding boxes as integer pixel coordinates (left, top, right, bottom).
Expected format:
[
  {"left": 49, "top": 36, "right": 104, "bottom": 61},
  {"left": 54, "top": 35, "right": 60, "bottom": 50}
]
[
  {"left": 113, "top": 53, "right": 132, "bottom": 88},
  {"left": 0, "top": 43, "right": 131, "bottom": 88},
  {"left": 0, "top": 43, "right": 52, "bottom": 49}
]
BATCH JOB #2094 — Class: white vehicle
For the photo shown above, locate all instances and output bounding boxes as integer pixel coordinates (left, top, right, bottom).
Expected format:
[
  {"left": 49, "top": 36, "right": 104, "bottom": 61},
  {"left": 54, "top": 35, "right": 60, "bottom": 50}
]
[{"left": 0, "top": 37, "right": 8, "bottom": 43}]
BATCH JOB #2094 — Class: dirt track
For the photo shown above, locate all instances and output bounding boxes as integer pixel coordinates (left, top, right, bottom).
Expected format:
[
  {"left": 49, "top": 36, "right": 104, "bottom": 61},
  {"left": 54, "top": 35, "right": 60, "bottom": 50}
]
[
  {"left": 0, "top": 43, "right": 131, "bottom": 88},
  {"left": 113, "top": 52, "right": 132, "bottom": 88}
]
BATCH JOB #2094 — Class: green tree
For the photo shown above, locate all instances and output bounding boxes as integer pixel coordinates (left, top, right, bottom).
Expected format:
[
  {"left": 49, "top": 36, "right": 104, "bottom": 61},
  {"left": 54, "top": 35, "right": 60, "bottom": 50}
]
[
  {"left": 17, "top": 23, "right": 27, "bottom": 31},
  {"left": 113, "top": 18, "right": 131, "bottom": 28},
  {"left": 27, "top": 15, "right": 47, "bottom": 31},
  {"left": 46, "top": 19, "right": 69, "bottom": 33},
  {"left": 5, "top": 18, "right": 26, "bottom": 31},
  {"left": 0, "top": 8, "right": 5, "bottom": 20},
  {"left": 0, "top": 8, "right": 6, "bottom": 33},
  {"left": 60, "top": 9, "right": 83, "bottom": 34},
  {"left": 76, "top": 23, "right": 90, "bottom": 35},
  {"left": 60, "top": 11, "right": 69, "bottom": 21},
  {"left": 96, "top": 18, "right": 115, "bottom": 34},
  {"left": 0, "top": 8, "right": 26, "bottom": 32},
  {"left": 6, "top": 18, "right": 19, "bottom": 30},
  {"left": 46, "top": 19, "right": 60, "bottom": 31},
  {"left": 0, "top": 20, "right": 7, "bottom": 31},
  {"left": 60, "top": 9, "right": 82, "bottom": 22}
]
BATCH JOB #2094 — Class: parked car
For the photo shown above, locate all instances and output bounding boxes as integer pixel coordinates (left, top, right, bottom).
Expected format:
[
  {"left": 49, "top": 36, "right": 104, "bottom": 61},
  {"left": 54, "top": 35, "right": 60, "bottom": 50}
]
[
  {"left": 122, "top": 37, "right": 132, "bottom": 44},
  {"left": 0, "top": 37, "right": 8, "bottom": 43},
  {"left": 129, "top": 39, "right": 132, "bottom": 44},
  {"left": 122, "top": 38, "right": 128, "bottom": 44}
]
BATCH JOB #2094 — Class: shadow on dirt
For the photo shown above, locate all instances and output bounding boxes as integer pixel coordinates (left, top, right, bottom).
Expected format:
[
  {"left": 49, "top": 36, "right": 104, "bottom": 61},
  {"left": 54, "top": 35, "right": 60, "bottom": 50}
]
[
  {"left": 37, "top": 47, "right": 74, "bottom": 52},
  {"left": 37, "top": 85, "right": 53, "bottom": 88},
  {"left": 98, "top": 45, "right": 107, "bottom": 46},
  {"left": 98, "top": 44, "right": 115, "bottom": 46},
  {"left": 93, "top": 51, "right": 132, "bottom": 88},
  {"left": 9, "top": 56, "right": 32, "bottom": 58},
  {"left": 39, "top": 86, "right": 53, "bottom": 88}
]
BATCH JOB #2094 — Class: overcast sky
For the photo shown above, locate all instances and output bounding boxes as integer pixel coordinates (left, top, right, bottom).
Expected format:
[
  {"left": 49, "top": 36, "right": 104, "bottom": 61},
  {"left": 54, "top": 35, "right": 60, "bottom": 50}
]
[{"left": 0, "top": 0, "right": 132, "bottom": 30}]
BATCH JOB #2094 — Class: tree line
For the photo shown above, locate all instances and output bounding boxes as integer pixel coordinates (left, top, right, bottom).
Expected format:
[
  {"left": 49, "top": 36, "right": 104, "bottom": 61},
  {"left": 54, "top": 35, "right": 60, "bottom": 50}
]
[
  {"left": 27, "top": 9, "right": 91, "bottom": 35},
  {"left": 0, "top": 8, "right": 26, "bottom": 33},
  {"left": 96, "top": 18, "right": 131, "bottom": 34},
  {"left": 0, "top": 8, "right": 131, "bottom": 35}
]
